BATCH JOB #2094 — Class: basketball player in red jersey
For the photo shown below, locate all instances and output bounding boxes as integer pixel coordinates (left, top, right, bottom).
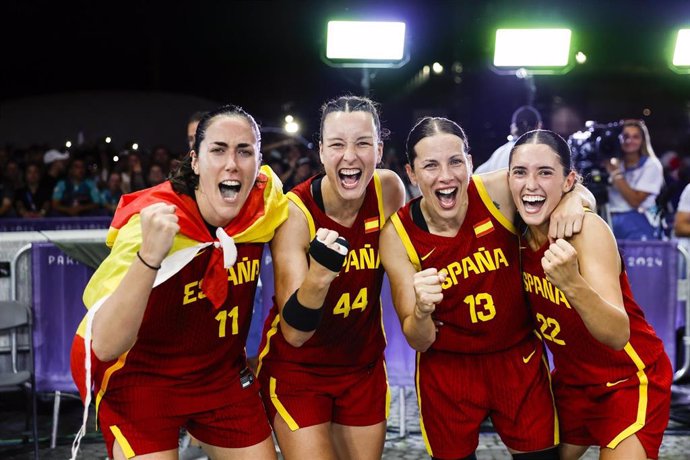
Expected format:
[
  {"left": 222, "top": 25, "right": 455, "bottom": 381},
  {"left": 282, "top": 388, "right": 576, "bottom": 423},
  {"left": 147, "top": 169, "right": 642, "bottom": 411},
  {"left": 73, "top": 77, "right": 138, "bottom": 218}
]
[
  {"left": 381, "top": 117, "right": 595, "bottom": 460},
  {"left": 256, "top": 95, "right": 405, "bottom": 459},
  {"left": 508, "top": 129, "right": 672, "bottom": 460},
  {"left": 70, "top": 105, "right": 287, "bottom": 460}
]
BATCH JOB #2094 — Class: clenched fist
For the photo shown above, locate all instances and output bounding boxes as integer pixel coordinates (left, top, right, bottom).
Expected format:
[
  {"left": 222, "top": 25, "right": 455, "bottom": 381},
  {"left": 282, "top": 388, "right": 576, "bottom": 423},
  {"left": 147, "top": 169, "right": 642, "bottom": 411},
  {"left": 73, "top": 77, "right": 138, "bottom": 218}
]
[
  {"left": 541, "top": 238, "right": 579, "bottom": 289},
  {"left": 139, "top": 203, "right": 180, "bottom": 267},
  {"left": 308, "top": 227, "right": 349, "bottom": 282},
  {"left": 413, "top": 268, "right": 446, "bottom": 319}
]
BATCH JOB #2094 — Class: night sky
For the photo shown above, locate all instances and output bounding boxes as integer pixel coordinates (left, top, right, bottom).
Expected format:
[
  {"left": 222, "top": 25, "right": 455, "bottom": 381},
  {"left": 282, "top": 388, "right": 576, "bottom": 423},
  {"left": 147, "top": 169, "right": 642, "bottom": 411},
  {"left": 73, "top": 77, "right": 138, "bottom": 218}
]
[{"left": 2, "top": 0, "right": 690, "bottom": 159}]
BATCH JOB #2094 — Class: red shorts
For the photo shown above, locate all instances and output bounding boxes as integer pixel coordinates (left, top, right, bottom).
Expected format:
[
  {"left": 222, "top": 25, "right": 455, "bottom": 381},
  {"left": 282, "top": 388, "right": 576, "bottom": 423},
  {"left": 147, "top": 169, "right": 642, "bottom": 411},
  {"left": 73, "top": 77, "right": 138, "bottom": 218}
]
[
  {"left": 258, "top": 356, "right": 389, "bottom": 430},
  {"left": 417, "top": 335, "right": 558, "bottom": 458},
  {"left": 554, "top": 353, "right": 672, "bottom": 459},
  {"left": 97, "top": 377, "right": 272, "bottom": 458}
]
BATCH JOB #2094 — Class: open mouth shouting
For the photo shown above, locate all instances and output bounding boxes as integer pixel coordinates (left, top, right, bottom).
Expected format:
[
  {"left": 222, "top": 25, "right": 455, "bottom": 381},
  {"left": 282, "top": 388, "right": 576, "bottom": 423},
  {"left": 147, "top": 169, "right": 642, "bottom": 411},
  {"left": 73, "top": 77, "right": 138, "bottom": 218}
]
[
  {"left": 338, "top": 168, "right": 362, "bottom": 189},
  {"left": 522, "top": 194, "right": 546, "bottom": 214},
  {"left": 219, "top": 179, "right": 241, "bottom": 201},
  {"left": 435, "top": 187, "right": 458, "bottom": 209}
]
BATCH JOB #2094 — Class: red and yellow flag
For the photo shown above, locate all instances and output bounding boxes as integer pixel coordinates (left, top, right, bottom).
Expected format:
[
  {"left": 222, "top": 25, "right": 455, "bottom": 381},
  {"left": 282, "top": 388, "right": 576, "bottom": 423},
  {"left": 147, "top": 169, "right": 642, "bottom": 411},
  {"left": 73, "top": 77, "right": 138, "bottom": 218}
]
[
  {"left": 364, "top": 216, "right": 379, "bottom": 234},
  {"left": 473, "top": 217, "right": 494, "bottom": 238}
]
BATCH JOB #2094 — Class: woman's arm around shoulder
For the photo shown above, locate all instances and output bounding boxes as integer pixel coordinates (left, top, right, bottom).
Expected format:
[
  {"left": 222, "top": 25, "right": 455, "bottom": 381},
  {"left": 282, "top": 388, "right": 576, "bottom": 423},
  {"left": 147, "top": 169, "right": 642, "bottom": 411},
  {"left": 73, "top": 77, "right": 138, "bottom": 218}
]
[
  {"left": 480, "top": 169, "right": 595, "bottom": 239},
  {"left": 474, "top": 169, "right": 516, "bottom": 222},
  {"left": 547, "top": 183, "right": 595, "bottom": 239}
]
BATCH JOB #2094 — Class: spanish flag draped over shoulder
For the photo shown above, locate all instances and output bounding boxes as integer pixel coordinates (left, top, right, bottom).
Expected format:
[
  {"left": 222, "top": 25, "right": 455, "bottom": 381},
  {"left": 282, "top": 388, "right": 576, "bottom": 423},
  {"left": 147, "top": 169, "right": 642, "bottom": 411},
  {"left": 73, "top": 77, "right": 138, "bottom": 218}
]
[{"left": 81, "top": 164, "right": 287, "bottom": 315}]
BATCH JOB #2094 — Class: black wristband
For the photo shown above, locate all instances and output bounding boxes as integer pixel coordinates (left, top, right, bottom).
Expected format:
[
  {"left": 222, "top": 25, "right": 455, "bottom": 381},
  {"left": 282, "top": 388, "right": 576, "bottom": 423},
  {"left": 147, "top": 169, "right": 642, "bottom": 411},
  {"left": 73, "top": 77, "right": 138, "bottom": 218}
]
[
  {"left": 282, "top": 290, "right": 323, "bottom": 332},
  {"left": 309, "top": 236, "right": 349, "bottom": 272},
  {"left": 136, "top": 251, "right": 161, "bottom": 270}
]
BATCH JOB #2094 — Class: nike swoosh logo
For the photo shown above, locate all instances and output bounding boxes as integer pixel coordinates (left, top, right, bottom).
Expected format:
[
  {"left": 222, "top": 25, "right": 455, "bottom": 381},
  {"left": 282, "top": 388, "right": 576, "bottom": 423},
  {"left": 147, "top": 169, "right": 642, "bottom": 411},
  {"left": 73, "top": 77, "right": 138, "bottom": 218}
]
[
  {"left": 606, "top": 378, "right": 629, "bottom": 387},
  {"left": 421, "top": 248, "right": 436, "bottom": 261},
  {"left": 522, "top": 349, "right": 536, "bottom": 364}
]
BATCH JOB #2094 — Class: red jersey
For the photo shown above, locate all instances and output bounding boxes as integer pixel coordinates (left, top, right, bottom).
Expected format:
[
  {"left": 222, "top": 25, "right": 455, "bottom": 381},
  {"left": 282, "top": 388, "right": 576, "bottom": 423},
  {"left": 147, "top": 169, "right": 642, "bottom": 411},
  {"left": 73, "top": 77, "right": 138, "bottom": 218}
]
[
  {"left": 92, "top": 243, "right": 264, "bottom": 413},
  {"left": 259, "top": 173, "right": 386, "bottom": 374},
  {"left": 521, "top": 241, "right": 666, "bottom": 386},
  {"left": 391, "top": 177, "right": 532, "bottom": 353}
]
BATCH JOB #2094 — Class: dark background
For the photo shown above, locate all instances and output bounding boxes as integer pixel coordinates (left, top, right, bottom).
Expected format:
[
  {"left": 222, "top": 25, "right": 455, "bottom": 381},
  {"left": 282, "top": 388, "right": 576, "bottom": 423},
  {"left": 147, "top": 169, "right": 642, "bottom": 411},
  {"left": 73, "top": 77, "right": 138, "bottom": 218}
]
[{"left": 2, "top": 0, "right": 690, "bottom": 164}]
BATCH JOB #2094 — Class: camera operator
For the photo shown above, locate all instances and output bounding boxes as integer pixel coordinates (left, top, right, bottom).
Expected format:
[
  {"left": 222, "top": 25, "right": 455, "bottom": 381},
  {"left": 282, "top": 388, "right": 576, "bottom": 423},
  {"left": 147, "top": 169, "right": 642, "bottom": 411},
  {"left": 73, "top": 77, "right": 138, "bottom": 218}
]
[{"left": 605, "top": 119, "right": 664, "bottom": 240}]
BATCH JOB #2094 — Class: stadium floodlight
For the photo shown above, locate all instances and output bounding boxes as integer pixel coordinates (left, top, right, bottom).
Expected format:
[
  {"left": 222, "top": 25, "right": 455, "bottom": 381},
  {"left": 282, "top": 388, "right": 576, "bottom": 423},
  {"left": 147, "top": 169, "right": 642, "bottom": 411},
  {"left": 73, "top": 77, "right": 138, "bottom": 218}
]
[
  {"left": 324, "top": 20, "right": 408, "bottom": 68},
  {"left": 492, "top": 28, "right": 573, "bottom": 75},
  {"left": 671, "top": 29, "right": 690, "bottom": 73}
]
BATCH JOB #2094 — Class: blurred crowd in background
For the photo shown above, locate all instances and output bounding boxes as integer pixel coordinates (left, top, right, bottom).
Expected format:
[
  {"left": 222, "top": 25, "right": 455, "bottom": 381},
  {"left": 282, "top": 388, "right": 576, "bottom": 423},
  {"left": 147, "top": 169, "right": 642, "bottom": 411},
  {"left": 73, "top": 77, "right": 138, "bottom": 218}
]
[{"left": 2, "top": 109, "right": 690, "bottom": 247}]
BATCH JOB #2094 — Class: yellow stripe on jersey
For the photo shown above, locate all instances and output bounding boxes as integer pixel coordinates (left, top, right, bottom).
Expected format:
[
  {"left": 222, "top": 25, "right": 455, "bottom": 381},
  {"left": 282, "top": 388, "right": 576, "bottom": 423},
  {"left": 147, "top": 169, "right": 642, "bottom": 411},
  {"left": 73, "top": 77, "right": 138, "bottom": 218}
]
[
  {"left": 473, "top": 218, "right": 494, "bottom": 237},
  {"left": 110, "top": 425, "right": 136, "bottom": 458},
  {"left": 607, "top": 343, "right": 649, "bottom": 448},
  {"left": 377, "top": 295, "right": 390, "bottom": 419},
  {"left": 382, "top": 360, "right": 391, "bottom": 420},
  {"left": 390, "top": 213, "right": 422, "bottom": 271},
  {"left": 256, "top": 314, "right": 281, "bottom": 377},
  {"left": 270, "top": 377, "right": 300, "bottom": 431},
  {"left": 95, "top": 351, "right": 130, "bottom": 416},
  {"left": 473, "top": 176, "right": 517, "bottom": 234},
  {"left": 379, "top": 296, "right": 388, "bottom": 346},
  {"left": 373, "top": 170, "right": 385, "bottom": 227},
  {"left": 287, "top": 191, "right": 316, "bottom": 241},
  {"left": 416, "top": 353, "right": 434, "bottom": 456}
]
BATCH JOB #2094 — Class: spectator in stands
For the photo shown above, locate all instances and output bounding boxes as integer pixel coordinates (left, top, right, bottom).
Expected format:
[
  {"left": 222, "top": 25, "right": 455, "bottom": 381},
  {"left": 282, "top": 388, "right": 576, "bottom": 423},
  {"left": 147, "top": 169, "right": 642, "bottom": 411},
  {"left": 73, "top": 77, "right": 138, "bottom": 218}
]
[
  {"left": 52, "top": 158, "right": 102, "bottom": 216},
  {"left": 475, "top": 105, "right": 542, "bottom": 174},
  {"left": 4, "top": 158, "right": 24, "bottom": 192},
  {"left": 96, "top": 144, "right": 115, "bottom": 185},
  {"left": 101, "top": 171, "right": 124, "bottom": 215},
  {"left": 657, "top": 150, "right": 686, "bottom": 231},
  {"left": 265, "top": 150, "right": 288, "bottom": 180},
  {"left": 120, "top": 150, "right": 147, "bottom": 194},
  {"left": 276, "top": 144, "right": 304, "bottom": 188},
  {"left": 147, "top": 163, "right": 166, "bottom": 187},
  {"left": 282, "top": 155, "right": 315, "bottom": 191},
  {"left": 382, "top": 147, "right": 419, "bottom": 199},
  {"left": 0, "top": 180, "right": 13, "bottom": 217},
  {"left": 290, "top": 156, "right": 314, "bottom": 190},
  {"left": 605, "top": 119, "right": 664, "bottom": 240},
  {"left": 13, "top": 162, "right": 51, "bottom": 218},
  {"left": 25, "top": 145, "right": 47, "bottom": 166},
  {"left": 41, "top": 148, "right": 69, "bottom": 196},
  {"left": 151, "top": 145, "right": 172, "bottom": 175}
]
